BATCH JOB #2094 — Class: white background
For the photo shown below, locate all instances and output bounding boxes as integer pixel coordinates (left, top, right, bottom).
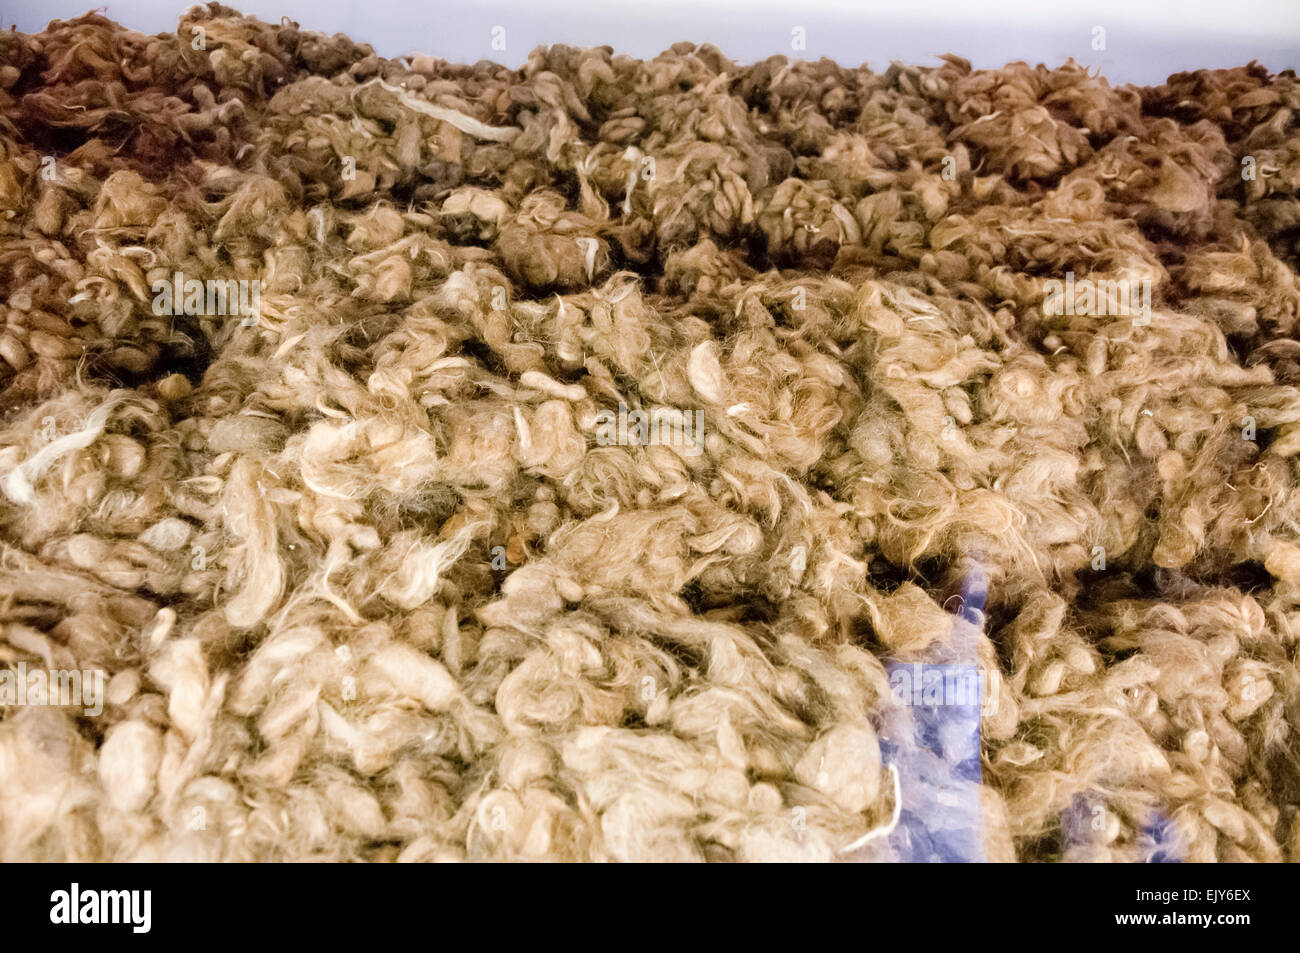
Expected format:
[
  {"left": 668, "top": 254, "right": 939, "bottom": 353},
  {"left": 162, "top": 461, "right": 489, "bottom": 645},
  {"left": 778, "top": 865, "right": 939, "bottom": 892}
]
[{"left": 2, "top": 0, "right": 1299, "bottom": 84}]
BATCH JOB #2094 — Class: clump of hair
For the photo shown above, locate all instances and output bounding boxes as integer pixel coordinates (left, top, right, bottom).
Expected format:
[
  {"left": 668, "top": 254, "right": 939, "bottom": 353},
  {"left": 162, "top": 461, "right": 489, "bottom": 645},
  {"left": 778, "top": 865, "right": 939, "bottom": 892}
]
[{"left": 0, "top": 6, "right": 1297, "bottom": 863}]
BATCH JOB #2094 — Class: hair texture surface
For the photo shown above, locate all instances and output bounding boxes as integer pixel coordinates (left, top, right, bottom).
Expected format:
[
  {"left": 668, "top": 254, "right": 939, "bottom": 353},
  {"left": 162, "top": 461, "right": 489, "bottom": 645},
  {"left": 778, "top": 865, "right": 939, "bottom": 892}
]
[{"left": 1, "top": 6, "right": 1299, "bottom": 862}]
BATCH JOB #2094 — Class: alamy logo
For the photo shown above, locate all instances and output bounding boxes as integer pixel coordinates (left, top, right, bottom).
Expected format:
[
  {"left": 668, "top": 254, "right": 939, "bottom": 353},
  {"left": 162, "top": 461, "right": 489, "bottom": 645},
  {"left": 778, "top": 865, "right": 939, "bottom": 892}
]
[
  {"left": 888, "top": 662, "right": 998, "bottom": 714},
  {"left": 152, "top": 271, "right": 260, "bottom": 325},
  {"left": 594, "top": 403, "right": 705, "bottom": 457},
  {"left": 0, "top": 662, "right": 103, "bottom": 716},
  {"left": 1042, "top": 271, "right": 1151, "bottom": 323},
  {"left": 50, "top": 883, "right": 151, "bottom": 933}
]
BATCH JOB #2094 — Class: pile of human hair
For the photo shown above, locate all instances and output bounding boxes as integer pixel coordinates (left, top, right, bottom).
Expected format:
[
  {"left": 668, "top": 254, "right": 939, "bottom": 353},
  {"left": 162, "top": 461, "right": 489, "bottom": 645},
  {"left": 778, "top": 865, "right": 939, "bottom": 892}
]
[{"left": 1, "top": 4, "right": 1299, "bottom": 863}]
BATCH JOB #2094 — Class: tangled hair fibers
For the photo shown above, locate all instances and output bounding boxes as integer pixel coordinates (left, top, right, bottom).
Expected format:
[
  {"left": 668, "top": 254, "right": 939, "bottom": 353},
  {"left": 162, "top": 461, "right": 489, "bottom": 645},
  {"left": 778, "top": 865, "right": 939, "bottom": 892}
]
[{"left": 1, "top": 5, "right": 1299, "bottom": 863}]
